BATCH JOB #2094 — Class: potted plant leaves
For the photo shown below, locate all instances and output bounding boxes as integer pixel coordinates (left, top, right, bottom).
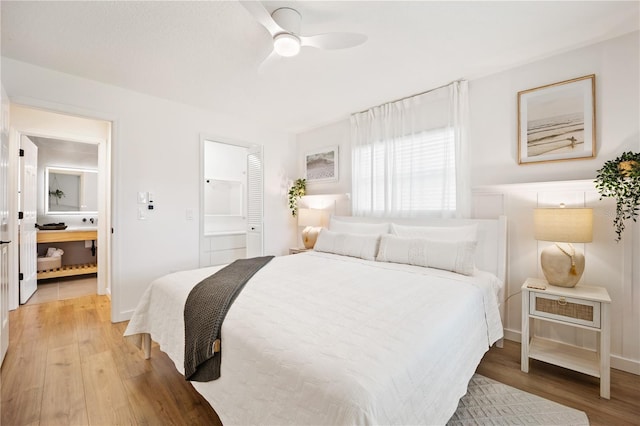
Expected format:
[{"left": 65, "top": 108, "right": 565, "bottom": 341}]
[
  {"left": 594, "top": 151, "right": 640, "bottom": 241},
  {"left": 288, "top": 178, "right": 306, "bottom": 217}
]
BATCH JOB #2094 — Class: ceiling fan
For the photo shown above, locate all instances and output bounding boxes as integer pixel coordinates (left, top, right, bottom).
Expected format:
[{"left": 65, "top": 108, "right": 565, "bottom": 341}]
[{"left": 240, "top": 1, "right": 367, "bottom": 71}]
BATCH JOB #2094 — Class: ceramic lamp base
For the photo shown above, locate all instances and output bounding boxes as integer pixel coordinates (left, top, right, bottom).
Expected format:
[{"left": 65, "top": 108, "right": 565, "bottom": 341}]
[
  {"left": 540, "top": 244, "right": 585, "bottom": 287},
  {"left": 302, "top": 226, "right": 321, "bottom": 249}
]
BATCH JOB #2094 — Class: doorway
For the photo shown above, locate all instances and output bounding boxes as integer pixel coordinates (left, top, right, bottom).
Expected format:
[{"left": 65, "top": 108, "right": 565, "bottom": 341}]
[
  {"left": 200, "top": 138, "right": 263, "bottom": 267},
  {"left": 22, "top": 136, "right": 100, "bottom": 304},
  {"left": 8, "top": 105, "right": 111, "bottom": 311}
]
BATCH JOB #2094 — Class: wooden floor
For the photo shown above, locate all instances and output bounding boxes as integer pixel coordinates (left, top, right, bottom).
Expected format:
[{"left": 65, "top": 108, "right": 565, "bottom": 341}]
[
  {"left": 1, "top": 295, "right": 638, "bottom": 425},
  {"left": 1, "top": 294, "right": 221, "bottom": 426}
]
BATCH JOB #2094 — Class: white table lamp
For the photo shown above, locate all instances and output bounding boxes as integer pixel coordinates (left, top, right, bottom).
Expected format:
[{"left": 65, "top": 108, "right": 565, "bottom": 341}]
[
  {"left": 298, "top": 208, "right": 325, "bottom": 249},
  {"left": 534, "top": 207, "right": 593, "bottom": 287}
]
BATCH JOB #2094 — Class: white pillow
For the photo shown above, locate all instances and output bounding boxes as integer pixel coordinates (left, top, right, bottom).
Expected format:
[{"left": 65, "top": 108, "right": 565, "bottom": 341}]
[
  {"left": 329, "top": 217, "right": 390, "bottom": 235},
  {"left": 391, "top": 223, "right": 478, "bottom": 242},
  {"left": 376, "top": 234, "right": 477, "bottom": 276},
  {"left": 314, "top": 229, "right": 380, "bottom": 261}
]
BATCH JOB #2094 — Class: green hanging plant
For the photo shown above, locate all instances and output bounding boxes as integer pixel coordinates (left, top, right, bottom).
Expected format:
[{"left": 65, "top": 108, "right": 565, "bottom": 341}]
[
  {"left": 594, "top": 151, "right": 640, "bottom": 242},
  {"left": 288, "top": 178, "right": 306, "bottom": 217}
]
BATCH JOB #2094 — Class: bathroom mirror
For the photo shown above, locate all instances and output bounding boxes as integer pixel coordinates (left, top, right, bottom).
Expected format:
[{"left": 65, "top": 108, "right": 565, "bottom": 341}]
[{"left": 45, "top": 166, "right": 98, "bottom": 214}]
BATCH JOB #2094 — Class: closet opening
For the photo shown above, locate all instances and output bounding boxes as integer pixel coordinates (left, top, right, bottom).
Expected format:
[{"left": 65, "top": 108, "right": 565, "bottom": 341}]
[{"left": 200, "top": 138, "right": 263, "bottom": 267}]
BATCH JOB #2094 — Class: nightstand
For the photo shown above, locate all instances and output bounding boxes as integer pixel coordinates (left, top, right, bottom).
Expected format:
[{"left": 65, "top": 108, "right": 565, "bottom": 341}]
[
  {"left": 289, "top": 247, "right": 312, "bottom": 255},
  {"left": 521, "top": 278, "right": 611, "bottom": 399}
]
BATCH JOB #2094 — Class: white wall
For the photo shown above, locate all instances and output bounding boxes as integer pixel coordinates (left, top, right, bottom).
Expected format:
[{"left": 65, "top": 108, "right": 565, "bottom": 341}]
[
  {"left": 469, "top": 31, "right": 639, "bottom": 186},
  {"left": 297, "top": 32, "right": 639, "bottom": 193},
  {"left": 294, "top": 31, "right": 640, "bottom": 373},
  {"left": 296, "top": 119, "right": 351, "bottom": 195},
  {"left": 2, "top": 58, "right": 297, "bottom": 321}
]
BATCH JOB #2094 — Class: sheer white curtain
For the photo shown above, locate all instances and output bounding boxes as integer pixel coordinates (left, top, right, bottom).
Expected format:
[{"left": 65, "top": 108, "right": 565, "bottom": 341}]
[{"left": 350, "top": 80, "right": 470, "bottom": 218}]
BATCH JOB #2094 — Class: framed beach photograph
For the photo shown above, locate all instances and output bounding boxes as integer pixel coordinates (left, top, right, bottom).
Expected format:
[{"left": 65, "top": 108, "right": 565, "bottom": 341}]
[
  {"left": 518, "top": 74, "right": 595, "bottom": 164},
  {"left": 305, "top": 146, "right": 339, "bottom": 182}
]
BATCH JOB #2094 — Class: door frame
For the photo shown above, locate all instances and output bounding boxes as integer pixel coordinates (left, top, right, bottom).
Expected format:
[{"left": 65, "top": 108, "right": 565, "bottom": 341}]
[{"left": 7, "top": 99, "right": 114, "bottom": 312}]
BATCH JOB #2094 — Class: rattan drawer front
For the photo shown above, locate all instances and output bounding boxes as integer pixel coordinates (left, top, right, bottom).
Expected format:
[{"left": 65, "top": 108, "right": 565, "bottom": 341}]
[{"left": 529, "top": 292, "right": 601, "bottom": 328}]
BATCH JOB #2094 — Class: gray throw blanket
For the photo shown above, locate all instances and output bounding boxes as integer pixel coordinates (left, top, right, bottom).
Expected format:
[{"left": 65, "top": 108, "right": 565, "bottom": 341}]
[{"left": 184, "top": 255, "right": 274, "bottom": 382}]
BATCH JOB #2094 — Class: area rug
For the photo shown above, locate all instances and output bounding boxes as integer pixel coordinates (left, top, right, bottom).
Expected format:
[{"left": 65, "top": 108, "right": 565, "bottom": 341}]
[{"left": 447, "top": 374, "right": 589, "bottom": 425}]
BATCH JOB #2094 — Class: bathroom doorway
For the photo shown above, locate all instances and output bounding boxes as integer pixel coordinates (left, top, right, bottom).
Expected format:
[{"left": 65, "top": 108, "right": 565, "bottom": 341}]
[
  {"left": 24, "top": 136, "right": 100, "bottom": 304},
  {"left": 200, "top": 138, "right": 263, "bottom": 267},
  {"left": 8, "top": 105, "right": 111, "bottom": 310}
]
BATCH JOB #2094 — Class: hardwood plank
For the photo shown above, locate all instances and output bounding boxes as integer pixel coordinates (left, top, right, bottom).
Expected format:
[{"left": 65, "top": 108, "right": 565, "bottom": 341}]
[
  {"left": 123, "top": 370, "right": 191, "bottom": 425},
  {"left": 40, "top": 343, "right": 89, "bottom": 425},
  {"left": 47, "top": 302, "right": 78, "bottom": 349},
  {"left": 72, "top": 296, "right": 111, "bottom": 362},
  {"left": 81, "top": 350, "right": 137, "bottom": 425},
  {"left": 94, "top": 294, "right": 111, "bottom": 323},
  {"left": 1, "top": 387, "right": 42, "bottom": 426},
  {"left": 104, "top": 321, "right": 154, "bottom": 380},
  {"left": 148, "top": 350, "right": 222, "bottom": 426},
  {"left": 1, "top": 337, "right": 47, "bottom": 394}
]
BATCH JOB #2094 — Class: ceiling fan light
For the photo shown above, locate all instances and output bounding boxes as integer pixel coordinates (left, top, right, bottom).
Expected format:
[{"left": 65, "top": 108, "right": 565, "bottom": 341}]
[{"left": 273, "top": 33, "right": 301, "bottom": 57}]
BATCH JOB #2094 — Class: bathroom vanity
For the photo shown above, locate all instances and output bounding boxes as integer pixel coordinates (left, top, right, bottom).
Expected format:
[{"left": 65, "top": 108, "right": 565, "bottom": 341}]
[{"left": 36, "top": 228, "right": 97, "bottom": 279}]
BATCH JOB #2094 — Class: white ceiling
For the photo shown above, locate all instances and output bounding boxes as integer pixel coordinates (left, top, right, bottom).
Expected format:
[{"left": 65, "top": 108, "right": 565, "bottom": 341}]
[{"left": 2, "top": 1, "right": 638, "bottom": 134}]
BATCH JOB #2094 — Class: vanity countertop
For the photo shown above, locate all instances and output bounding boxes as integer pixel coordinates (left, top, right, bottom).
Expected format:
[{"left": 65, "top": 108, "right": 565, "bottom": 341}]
[{"left": 37, "top": 228, "right": 97, "bottom": 243}]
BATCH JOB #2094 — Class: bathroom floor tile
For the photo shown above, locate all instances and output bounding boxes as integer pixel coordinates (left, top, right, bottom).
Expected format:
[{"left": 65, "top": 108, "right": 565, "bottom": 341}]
[{"left": 25, "top": 275, "right": 97, "bottom": 305}]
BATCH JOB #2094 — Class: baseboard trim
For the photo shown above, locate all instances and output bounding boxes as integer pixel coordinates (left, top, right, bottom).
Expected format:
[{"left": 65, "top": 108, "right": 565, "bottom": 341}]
[{"left": 503, "top": 330, "right": 639, "bottom": 375}]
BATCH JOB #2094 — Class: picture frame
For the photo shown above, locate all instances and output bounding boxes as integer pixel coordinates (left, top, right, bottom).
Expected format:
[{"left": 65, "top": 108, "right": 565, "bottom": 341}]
[
  {"left": 305, "top": 146, "right": 339, "bottom": 182},
  {"left": 518, "top": 74, "right": 595, "bottom": 165}
]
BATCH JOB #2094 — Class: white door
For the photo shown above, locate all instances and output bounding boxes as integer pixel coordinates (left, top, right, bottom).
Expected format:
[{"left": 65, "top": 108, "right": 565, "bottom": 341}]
[
  {"left": 246, "top": 147, "right": 263, "bottom": 258},
  {"left": 1, "top": 85, "right": 10, "bottom": 364},
  {"left": 19, "top": 136, "right": 37, "bottom": 304}
]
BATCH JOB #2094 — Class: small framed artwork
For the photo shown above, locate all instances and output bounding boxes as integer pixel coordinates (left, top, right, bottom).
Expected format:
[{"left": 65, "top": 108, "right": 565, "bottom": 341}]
[
  {"left": 305, "top": 146, "right": 339, "bottom": 182},
  {"left": 518, "top": 74, "right": 595, "bottom": 164}
]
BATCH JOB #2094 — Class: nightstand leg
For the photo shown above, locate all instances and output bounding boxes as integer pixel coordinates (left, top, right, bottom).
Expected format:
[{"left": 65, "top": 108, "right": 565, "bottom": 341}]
[
  {"left": 600, "top": 303, "right": 610, "bottom": 399},
  {"left": 521, "top": 290, "right": 529, "bottom": 373}
]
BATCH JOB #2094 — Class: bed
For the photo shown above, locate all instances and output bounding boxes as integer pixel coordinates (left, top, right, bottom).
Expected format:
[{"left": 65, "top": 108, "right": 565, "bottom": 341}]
[{"left": 124, "top": 216, "right": 507, "bottom": 425}]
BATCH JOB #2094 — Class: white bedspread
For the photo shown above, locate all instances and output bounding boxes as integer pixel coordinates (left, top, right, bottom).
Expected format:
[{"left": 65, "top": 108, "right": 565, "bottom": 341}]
[{"left": 124, "top": 251, "right": 503, "bottom": 425}]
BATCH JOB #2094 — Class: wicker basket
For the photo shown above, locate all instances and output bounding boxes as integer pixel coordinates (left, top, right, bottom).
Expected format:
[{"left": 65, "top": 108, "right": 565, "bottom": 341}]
[
  {"left": 37, "top": 256, "right": 62, "bottom": 272},
  {"left": 535, "top": 297, "right": 593, "bottom": 322}
]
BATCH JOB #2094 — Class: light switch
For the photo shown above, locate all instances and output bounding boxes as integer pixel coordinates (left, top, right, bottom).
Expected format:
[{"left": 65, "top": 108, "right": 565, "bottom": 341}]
[
  {"left": 138, "top": 208, "right": 146, "bottom": 220},
  {"left": 186, "top": 208, "right": 194, "bottom": 220},
  {"left": 138, "top": 192, "right": 148, "bottom": 204}
]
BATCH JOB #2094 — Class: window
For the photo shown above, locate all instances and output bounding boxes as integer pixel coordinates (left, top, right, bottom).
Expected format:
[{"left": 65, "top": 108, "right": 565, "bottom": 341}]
[
  {"left": 351, "top": 80, "right": 468, "bottom": 218},
  {"left": 352, "top": 127, "right": 455, "bottom": 216}
]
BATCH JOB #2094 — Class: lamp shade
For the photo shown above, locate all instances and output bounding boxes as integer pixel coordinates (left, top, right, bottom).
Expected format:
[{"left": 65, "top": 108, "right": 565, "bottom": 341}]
[
  {"left": 534, "top": 208, "right": 593, "bottom": 243},
  {"left": 298, "top": 208, "right": 324, "bottom": 227}
]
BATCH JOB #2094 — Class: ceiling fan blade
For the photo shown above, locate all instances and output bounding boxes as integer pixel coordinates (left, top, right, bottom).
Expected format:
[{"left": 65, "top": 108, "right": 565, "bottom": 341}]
[
  {"left": 300, "top": 33, "right": 367, "bottom": 50},
  {"left": 239, "top": 1, "right": 284, "bottom": 37},
  {"left": 257, "top": 49, "right": 281, "bottom": 74}
]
